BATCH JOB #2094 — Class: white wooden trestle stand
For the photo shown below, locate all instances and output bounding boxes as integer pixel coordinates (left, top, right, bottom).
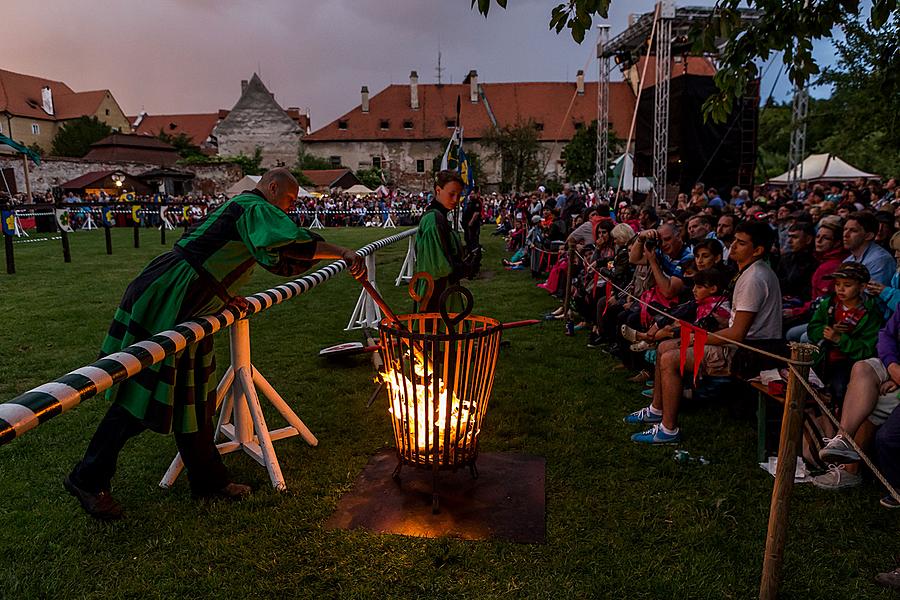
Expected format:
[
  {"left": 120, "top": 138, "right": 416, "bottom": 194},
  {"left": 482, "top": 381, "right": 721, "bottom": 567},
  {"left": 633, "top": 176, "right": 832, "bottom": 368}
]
[
  {"left": 159, "top": 318, "right": 318, "bottom": 491},
  {"left": 309, "top": 211, "right": 324, "bottom": 229},
  {"left": 345, "top": 253, "right": 382, "bottom": 330},
  {"left": 394, "top": 236, "right": 416, "bottom": 286}
]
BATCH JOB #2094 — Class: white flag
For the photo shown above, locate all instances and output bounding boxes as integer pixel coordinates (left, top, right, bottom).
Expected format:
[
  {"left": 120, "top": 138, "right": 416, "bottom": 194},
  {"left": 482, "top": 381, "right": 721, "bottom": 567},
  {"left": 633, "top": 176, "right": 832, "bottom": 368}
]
[
  {"left": 439, "top": 128, "right": 459, "bottom": 171},
  {"left": 54, "top": 208, "right": 74, "bottom": 233}
]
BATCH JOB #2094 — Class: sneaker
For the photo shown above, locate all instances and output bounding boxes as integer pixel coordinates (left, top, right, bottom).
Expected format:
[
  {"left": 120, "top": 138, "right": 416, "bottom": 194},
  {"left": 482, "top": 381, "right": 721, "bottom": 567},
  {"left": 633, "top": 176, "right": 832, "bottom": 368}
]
[
  {"left": 645, "top": 380, "right": 654, "bottom": 388},
  {"left": 641, "top": 389, "right": 654, "bottom": 398},
  {"left": 623, "top": 406, "right": 662, "bottom": 424},
  {"left": 818, "top": 434, "right": 860, "bottom": 464},
  {"left": 811, "top": 464, "right": 861, "bottom": 490},
  {"left": 631, "top": 425, "right": 681, "bottom": 445},
  {"left": 63, "top": 475, "right": 124, "bottom": 520},
  {"left": 626, "top": 369, "right": 651, "bottom": 383},
  {"left": 875, "top": 569, "right": 900, "bottom": 591},
  {"left": 629, "top": 341, "right": 655, "bottom": 352},
  {"left": 880, "top": 494, "right": 900, "bottom": 509},
  {"left": 587, "top": 333, "right": 603, "bottom": 348},
  {"left": 620, "top": 324, "right": 640, "bottom": 343}
]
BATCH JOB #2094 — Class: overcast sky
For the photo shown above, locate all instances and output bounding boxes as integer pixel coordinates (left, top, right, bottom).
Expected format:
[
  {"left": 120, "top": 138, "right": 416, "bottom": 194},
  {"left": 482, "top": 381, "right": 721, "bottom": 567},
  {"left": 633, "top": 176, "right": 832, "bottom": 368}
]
[{"left": 3, "top": 0, "right": 838, "bottom": 129}]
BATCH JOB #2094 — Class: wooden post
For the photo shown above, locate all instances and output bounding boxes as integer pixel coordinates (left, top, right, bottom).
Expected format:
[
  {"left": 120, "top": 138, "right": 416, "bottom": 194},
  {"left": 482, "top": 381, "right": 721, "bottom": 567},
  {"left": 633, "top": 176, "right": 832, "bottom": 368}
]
[
  {"left": 104, "top": 224, "right": 112, "bottom": 255},
  {"left": 22, "top": 155, "right": 32, "bottom": 203},
  {"left": 160, "top": 221, "right": 166, "bottom": 246},
  {"left": 759, "top": 342, "right": 816, "bottom": 600},
  {"left": 133, "top": 222, "right": 140, "bottom": 249},
  {"left": 4, "top": 232, "right": 14, "bottom": 274},
  {"left": 60, "top": 228, "right": 71, "bottom": 263},
  {"left": 562, "top": 247, "right": 575, "bottom": 322}
]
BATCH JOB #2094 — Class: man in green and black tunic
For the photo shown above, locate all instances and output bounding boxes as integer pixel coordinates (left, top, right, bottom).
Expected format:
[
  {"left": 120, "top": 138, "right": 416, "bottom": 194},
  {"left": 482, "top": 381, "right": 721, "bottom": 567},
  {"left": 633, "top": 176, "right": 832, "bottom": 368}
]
[
  {"left": 65, "top": 169, "right": 364, "bottom": 520},
  {"left": 414, "top": 170, "right": 480, "bottom": 312}
]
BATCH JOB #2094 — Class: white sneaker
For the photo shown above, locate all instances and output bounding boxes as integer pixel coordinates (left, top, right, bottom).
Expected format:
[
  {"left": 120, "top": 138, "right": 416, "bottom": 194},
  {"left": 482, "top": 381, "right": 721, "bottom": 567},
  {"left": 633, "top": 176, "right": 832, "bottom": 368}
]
[
  {"left": 818, "top": 434, "right": 860, "bottom": 464},
  {"left": 620, "top": 324, "right": 640, "bottom": 343},
  {"left": 811, "top": 464, "right": 861, "bottom": 490}
]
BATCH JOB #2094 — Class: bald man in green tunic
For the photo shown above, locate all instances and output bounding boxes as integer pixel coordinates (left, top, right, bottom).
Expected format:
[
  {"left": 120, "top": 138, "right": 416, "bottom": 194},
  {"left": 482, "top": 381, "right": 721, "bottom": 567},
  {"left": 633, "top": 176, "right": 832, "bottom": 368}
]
[
  {"left": 414, "top": 170, "right": 481, "bottom": 312},
  {"left": 65, "top": 169, "right": 364, "bottom": 520}
]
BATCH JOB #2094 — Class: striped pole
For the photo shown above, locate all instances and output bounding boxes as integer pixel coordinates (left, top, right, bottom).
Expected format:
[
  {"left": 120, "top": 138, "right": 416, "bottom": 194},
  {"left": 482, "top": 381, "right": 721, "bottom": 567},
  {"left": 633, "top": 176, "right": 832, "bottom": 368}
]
[{"left": 0, "top": 228, "right": 417, "bottom": 447}]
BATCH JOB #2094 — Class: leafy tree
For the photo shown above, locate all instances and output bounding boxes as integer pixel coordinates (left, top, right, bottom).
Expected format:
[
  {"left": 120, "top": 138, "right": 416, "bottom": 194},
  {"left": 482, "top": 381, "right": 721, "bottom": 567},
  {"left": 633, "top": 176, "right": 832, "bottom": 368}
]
[
  {"left": 296, "top": 144, "right": 335, "bottom": 170},
  {"left": 469, "top": 0, "right": 900, "bottom": 122},
  {"left": 26, "top": 143, "right": 44, "bottom": 157},
  {"left": 480, "top": 121, "right": 543, "bottom": 192},
  {"left": 50, "top": 115, "right": 112, "bottom": 157},
  {"left": 180, "top": 146, "right": 265, "bottom": 176},
  {"left": 560, "top": 120, "right": 624, "bottom": 185},
  {"left": 156, "top": 130, "right": 205, "bottom": 160},
  {"left": 355, "top": 167, "right": 385, "bottom": 190}
]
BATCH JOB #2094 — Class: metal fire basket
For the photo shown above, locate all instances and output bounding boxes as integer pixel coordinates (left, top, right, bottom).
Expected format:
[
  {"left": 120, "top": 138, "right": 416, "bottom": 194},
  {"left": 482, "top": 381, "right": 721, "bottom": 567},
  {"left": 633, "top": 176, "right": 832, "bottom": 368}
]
[{"left": 377, "top": 286, "right": 502, "bottom": 512}]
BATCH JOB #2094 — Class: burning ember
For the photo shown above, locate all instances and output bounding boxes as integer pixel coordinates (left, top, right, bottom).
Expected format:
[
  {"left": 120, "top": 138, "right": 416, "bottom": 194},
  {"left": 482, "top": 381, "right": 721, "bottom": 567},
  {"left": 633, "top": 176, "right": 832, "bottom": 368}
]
[{"left": 379, "top": 357, "right": 478, "bottom": 459}]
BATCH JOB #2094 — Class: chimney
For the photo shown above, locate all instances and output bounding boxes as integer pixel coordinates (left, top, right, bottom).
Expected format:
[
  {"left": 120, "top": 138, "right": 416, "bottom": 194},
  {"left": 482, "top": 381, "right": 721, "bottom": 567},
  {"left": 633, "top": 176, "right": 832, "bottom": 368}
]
[
  {"left": 469, "top": 70, "right": 478, "bottom": 103},
  {"left": 133, "top": 110, "right": 147, "bottom": 128},
  {"left": 576, "top": 70, "right": 585, "bottom": 95},
  {"left": 409, "top": 71, "right": 419, "bottom": 110},
  {"left": 41, "top": 86, "right": 54, "bottom": 116},
  {"left": 241, "top": 79, "right": 248, "bottom": 94},
  {"left": 361, "top": 86, "right": 369, "bottom": 113}
]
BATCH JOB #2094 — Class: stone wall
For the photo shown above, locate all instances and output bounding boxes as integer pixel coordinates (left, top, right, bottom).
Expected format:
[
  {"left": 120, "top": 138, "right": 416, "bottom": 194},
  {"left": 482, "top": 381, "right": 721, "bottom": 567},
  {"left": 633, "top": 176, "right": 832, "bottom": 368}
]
[{"left": 0, "top": 155, "right": 243, "bottom": 196}]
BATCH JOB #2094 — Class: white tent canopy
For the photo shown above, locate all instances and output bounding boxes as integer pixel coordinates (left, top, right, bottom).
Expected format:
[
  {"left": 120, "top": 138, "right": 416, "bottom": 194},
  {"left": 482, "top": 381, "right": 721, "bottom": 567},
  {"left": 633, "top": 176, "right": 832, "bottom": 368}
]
[
  {"left": 344, "top": 184, "right": 375, "bottom": 195},
  {"left": 226, "top": 175, "right": 311, "bottom": 198},
  {"left": 768, "top": 153, "right": 877, "bottom": 185},
  {"left": 610, "top": 153, "right": 653, "bottom": 194}
]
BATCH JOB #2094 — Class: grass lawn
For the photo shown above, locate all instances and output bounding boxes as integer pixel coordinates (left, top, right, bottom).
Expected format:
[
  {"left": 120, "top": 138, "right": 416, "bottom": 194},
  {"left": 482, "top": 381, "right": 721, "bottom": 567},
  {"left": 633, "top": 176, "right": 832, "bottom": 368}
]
[{"left": 0, "top": 225, "right": 898, "bottom": 599}]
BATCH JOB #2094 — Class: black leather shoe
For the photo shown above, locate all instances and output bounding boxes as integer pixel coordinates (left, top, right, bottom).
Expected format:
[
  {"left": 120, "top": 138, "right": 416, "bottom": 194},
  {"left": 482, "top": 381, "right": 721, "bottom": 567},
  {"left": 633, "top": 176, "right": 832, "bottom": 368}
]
[
  {"left": 63, "top": 475, "right": 124, "bottom": 520},
  {"left": 193, "top": 482, "right": 252, "bottom": 501}
]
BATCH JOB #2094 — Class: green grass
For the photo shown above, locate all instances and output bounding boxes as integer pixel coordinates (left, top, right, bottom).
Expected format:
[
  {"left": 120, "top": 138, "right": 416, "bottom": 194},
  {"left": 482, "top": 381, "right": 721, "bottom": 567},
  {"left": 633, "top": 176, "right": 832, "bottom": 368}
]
[{"left": 0, "top": 226, "right": 898, "bottom": 599}]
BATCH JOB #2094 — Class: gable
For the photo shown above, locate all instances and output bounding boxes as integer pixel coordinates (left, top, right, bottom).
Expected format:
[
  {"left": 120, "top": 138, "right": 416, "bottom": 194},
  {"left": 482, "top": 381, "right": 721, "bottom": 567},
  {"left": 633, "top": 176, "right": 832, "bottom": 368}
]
[{"left": 215, "top": 74, "right": 301, "bottom": 136}]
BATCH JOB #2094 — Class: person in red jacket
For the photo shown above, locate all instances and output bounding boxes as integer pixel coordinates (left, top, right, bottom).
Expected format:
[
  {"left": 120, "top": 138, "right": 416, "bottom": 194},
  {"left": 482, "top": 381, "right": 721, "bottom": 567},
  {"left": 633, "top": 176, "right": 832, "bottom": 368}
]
[{"left": 786, "top": 220, "right": 849, "bottom": 341}]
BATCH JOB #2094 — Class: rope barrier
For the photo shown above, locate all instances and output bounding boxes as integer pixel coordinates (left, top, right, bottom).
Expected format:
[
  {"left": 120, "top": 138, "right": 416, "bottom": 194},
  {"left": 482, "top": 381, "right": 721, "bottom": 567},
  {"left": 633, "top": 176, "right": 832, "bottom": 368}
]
[{"left": 0, "top": 227, "right": 417, "bottom": 447}]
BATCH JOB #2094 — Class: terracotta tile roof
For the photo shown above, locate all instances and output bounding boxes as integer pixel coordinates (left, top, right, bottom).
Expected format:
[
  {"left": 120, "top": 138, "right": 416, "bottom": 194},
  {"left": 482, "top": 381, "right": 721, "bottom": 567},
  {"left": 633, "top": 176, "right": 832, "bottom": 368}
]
[
  {"left": 53, "top": 90, "right": 109, "bottom": 119},
  {"left": 301, "top": 168, "right": 354, "bottom": 187},
  {"left": 59, "top": 170, "right": 116, "bottom": 189},
  {"left": 305, "top": 81, "right": 637, "bottom": 143},
  {"left": 132, "top": 113, "right": 221, "bottom": 145},
  {"left": 92, "top": 133, "right": 175, "bottom": 149},
  {"left": 0, "top": 68, "right": 75, "bottom": 119}
]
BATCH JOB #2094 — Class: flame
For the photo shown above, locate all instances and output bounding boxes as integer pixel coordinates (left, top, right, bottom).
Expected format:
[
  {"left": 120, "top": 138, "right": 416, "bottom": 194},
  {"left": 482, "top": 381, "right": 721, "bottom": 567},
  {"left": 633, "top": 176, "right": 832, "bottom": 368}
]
[{"left": 379, "top": 357, "right": 477, "bottom": 458}]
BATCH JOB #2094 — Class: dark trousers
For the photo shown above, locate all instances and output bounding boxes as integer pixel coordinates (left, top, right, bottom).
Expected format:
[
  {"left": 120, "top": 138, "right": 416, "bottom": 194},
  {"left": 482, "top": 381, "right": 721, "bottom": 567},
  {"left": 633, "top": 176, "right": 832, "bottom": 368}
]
[
  {"left": 876, "top": 407, "right": 900, "bottom": 490},
  {"left": 70, "top": 402, "right": 229, "bottom": 495}
]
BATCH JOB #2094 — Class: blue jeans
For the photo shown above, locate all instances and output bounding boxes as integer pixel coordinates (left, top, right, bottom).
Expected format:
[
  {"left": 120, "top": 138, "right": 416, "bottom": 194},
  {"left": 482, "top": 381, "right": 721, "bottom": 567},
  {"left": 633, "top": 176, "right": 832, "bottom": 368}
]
[
  {"left": 876, "top": 406, "right": 900, "bottom": 489},
  {"left": 786, "top": 323, "right": 809, "bottom": 343}
]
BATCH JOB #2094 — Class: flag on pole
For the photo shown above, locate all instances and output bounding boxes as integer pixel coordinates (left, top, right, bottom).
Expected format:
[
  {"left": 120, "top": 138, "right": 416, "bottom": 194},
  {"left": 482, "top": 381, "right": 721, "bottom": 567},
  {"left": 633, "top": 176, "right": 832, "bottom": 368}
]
[
  {"left": 457, "top": 128, "right": 474, "bottom": 194},
  {"left": 1, "top": 210, "right": 14, "bottom": 236},
  {"left": 100, "top": 205, "right": 114, "bottom": 226},
  {"left": 55, "top": 208, "right": 74, "bottom": 233},
  {"left": 131, "top": 205, "right": 142, "bottom": 224}
]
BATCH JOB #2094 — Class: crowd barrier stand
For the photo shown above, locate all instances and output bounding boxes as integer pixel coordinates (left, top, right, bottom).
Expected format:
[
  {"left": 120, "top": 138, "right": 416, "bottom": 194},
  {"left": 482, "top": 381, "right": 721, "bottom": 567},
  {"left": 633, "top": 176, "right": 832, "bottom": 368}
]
[{"left": 0, "top": 227, "right": 417, "bottom": 491}]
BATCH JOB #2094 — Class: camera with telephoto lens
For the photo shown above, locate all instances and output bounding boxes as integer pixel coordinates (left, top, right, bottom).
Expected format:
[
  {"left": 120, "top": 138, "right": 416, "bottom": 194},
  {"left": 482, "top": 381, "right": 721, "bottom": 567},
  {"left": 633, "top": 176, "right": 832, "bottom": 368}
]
[{"left": 644, "top": 237, "right": 657, "bottom": 251}]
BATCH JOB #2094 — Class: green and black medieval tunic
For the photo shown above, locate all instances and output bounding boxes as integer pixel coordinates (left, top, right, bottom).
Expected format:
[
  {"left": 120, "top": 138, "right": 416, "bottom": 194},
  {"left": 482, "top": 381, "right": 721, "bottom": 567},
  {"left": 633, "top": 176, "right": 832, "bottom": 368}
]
[
  {"left": 101, "top": 190, "right": 320, "bottom": 434},
  {"left": 414, "top": 200, "right": 467, "bottom": 312}
]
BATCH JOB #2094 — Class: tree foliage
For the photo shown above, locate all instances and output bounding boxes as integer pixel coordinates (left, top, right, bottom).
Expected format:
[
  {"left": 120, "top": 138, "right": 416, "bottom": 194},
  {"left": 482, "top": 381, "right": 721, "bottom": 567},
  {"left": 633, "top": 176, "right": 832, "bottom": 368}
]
[
  {"left": 480, "top": 121, "right": 543, "bottom": 192},
  {"left": 560, "top": 120, "right": 623, "bottom": 185},
  {"left": 470, "top": 0, "right": 900, "bottom": 123},
  {"left": 756, "top": 14, "right": 900, "bottom": 181},
  {"left": 296, "top": 144, "right": 335, "bottom": 170},
  {"left": 156, "top": 130, "right": 205, "bottom": 160},
  {"left": 50, "top": 116, "right": 112, "bottom": 157},
  {"left": 180, "top": 146, "right": 265, "bottom": 176},
  {"left": 355, "top": 167, "right": 385, "bottom": 190}
]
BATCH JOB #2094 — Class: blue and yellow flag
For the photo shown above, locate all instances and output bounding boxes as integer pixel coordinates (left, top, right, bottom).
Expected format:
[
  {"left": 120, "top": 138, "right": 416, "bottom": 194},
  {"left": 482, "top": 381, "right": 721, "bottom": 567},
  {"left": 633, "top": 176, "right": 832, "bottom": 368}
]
[
  {"left": 100, "top": 206, "right": 114, "bottom": 226},
  {"left": 1, "top": 210, "right": 14, "bottom": 236},
  {"left": 119, "top": 192, "right": 135, "bottom": 203},
  {"left": 131, "top": 205, "right": 141, "bottom": 224},
  {"left": 457, "top": 143, "right": 474, "bottom": 195}
]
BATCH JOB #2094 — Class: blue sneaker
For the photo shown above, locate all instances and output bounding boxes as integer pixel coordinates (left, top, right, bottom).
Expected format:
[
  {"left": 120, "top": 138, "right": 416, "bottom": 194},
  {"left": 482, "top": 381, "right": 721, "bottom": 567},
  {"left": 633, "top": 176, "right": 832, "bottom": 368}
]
[
  {"left": 623, "top": 406, "right": 662, "bottom": 424},
  {"left": 645, "top": 380, "right": 654, "bottom": 388},
  {"left": 641, "top": 388, "right": 654, "bottom": 398},
  {"left": 631, "top": 425, "right": 681, "bottom": 445}
]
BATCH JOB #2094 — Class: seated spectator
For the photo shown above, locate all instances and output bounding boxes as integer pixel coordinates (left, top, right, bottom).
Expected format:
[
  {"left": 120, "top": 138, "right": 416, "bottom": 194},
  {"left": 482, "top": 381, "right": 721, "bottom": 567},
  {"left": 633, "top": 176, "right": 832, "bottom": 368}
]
[
  {"left": 865, "top": 231, "right": 900, "bottom": 315},
  {"left": 692, "top": 238, "right": 726, "bottom": 274},
  {"left": 808, "top": 263, "right": 882, "bottom": 403},
  {"left": 813, "top": 306, "right": 900, "bottom": 489},
  {"left": 843, "top": 211, "right": 895, "bottom": 285},
  {"left": 625, "top": 220, "right": 782, "bottom": 444},
  {"left": 776, "top": 221, "right": 818, "bottom": 304},
  {"left": 875, "top": 210, "right": 896, "bottom": 250},
  {"left": 687, "top": 214, "right": 716, "bottom": 247}
]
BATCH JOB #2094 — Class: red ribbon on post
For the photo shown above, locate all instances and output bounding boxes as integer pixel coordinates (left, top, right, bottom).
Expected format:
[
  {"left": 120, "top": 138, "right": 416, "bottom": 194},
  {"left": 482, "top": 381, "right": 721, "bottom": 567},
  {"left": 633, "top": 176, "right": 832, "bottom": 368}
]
[
  {"left": 692, "top": 329, "right": 708, "bottom": 385},
  {"left": 679, "top": 322, "right": 691, "bottom": 377},
  {"left": 602, "top": 277, "right": 613, "bottom": 316}
]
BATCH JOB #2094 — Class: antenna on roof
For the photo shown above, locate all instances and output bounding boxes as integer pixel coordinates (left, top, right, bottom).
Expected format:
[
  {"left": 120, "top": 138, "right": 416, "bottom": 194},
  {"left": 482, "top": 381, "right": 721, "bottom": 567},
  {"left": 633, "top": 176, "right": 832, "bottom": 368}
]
[{"left": 435, "top": 46, "right": 445, "bottom": 86}]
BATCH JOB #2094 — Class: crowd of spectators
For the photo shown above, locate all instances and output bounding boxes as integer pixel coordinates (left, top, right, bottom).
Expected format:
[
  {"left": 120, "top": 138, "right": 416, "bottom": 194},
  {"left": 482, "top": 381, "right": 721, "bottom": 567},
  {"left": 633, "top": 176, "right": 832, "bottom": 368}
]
[{"left": 499, "top": 176, "right": 900, "bottom": 520}]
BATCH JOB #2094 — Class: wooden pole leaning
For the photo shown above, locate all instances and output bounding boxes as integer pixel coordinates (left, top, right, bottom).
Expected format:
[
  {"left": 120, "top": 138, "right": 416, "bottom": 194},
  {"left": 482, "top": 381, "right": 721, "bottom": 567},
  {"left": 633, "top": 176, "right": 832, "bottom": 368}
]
[
  {"left": 562, "top": 246, "right": 575, "bottom": 320},
  {"left": 759, "top": 342, "right": 816, "bottom": 600},
  {"left": 159, "top": 318, "right": 318, "bottom": 491}
]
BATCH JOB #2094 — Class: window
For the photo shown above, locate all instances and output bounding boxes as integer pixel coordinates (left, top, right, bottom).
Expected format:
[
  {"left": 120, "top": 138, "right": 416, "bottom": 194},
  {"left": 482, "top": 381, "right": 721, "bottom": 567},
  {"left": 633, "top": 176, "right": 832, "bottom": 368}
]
[
  {"left": 445, "top": 118, "right": 456, "bottom": 128},
  {"left": 338, "top": 120, "right": 348, "bottom": 130},
  {"left": 379, "top": 120, "right": 389, "bottom": 130},
  {"left": 329, "top": 156, "right": 342, "bottom": 168},
  {"left": 534, "top": 122, "right": 544, "bottom": 131},
  {"left": 403, "top": 120, "right": 413, "bottom": 129},
  {"left": 574, "top": 122, "right": 584, "bottom": 130},
  {"left": 416, "top": 159, "right": 425, "bottom": 173},
  {"left": 31, "top": 123, "right": 40, "bottom": 135},
  {"left": 105, "top": 109, "right": 110, "bottom": 116},
  {"left": 372, "top": 156, "right": 382, "bottom": 169}
]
